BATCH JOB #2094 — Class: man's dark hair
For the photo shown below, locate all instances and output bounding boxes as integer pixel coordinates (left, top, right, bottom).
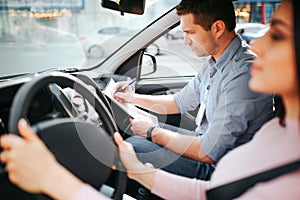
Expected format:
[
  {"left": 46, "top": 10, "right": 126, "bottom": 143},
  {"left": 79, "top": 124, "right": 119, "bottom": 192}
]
[{"left": 176, "top": 0, "right": 236, "bottom": 32}]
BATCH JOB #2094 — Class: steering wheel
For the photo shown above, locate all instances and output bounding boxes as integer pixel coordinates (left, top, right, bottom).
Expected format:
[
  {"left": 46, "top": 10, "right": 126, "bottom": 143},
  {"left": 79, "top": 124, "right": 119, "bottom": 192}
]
[{"left": 0, "top": 72, "right": 126, "bottom": 200}]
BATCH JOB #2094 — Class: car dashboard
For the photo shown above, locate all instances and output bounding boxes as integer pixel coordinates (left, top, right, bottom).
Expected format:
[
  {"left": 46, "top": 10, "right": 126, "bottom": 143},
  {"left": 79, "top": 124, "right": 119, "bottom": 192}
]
[{"left": 0, "top": 73, "right": 104, "bottom": 137}]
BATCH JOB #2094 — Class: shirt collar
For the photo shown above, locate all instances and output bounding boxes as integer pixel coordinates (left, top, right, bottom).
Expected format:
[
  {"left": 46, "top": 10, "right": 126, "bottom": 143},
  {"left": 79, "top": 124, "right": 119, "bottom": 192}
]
[{"left": 214, "top": 35, "right": 244, "bottom": 70}]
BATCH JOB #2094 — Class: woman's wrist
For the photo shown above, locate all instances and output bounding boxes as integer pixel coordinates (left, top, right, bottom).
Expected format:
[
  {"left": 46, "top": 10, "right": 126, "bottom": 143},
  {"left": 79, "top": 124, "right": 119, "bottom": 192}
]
[
  {"left": 130, "top": 163, "right": 158, "bottom": 190},
  {"left": 42, "top": 163, "right": 84, "bottom": 200}
]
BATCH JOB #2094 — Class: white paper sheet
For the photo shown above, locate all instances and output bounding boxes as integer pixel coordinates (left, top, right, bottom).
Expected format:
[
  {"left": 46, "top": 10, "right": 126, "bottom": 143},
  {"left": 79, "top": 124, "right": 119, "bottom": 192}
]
[{"left": 103, "top": 78, "right": 159, "bottom": 125}]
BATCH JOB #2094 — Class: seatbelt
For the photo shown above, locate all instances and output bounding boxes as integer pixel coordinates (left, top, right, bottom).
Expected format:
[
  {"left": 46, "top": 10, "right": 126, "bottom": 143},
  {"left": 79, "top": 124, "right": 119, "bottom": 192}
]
[{"left": 206, "top": 159, "right": 300, "bottom": 200}]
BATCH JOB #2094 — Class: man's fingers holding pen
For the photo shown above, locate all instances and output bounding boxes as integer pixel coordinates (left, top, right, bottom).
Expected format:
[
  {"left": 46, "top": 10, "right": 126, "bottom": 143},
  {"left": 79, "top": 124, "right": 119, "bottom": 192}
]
[{"left": 113, "top": 84, "right": 135, "bottom": 103}]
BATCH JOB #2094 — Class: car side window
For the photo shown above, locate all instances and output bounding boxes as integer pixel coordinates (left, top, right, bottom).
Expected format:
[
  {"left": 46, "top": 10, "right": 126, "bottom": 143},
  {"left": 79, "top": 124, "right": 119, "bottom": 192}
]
[{"left": 140, "top": 25, "right": 205, "bottom": 79}]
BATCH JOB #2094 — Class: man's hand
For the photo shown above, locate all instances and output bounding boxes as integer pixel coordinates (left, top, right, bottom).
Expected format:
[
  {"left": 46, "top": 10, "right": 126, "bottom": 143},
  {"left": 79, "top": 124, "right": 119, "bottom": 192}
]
[
  {"left": 130, "top": 118, "right": 152, "bottom": 137},
  {"left": 113, "top": 78, "right": 135, "bottom": 103}
]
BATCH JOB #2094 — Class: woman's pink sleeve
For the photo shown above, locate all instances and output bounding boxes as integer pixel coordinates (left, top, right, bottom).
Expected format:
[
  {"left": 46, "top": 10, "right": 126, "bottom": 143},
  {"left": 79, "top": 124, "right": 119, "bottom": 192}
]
[
  {"left": 71, "top": 184, "right": 110, "bottom": 200},
  {"left": 151, "top": 170, "right": 209, "bottom": 200}
]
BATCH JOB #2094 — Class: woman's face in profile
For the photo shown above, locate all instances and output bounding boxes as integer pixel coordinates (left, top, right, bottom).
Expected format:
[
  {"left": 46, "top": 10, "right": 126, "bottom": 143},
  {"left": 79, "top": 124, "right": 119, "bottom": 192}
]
[{"left": 249, "top": 1, "right": 297, "bottom": 97}]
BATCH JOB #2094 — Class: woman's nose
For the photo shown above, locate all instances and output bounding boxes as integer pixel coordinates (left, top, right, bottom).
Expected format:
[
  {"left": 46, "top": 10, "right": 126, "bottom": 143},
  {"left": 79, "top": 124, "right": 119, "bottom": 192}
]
[{"left": 249, "top": 38, "right": 263, "bottom": 56}]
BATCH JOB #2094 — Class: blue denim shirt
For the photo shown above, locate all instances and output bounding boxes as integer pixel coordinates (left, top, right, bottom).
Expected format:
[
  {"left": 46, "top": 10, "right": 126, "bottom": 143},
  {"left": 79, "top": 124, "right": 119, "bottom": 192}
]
[{"left": 174, "top": 36, "right": 273, "bottom": 162}]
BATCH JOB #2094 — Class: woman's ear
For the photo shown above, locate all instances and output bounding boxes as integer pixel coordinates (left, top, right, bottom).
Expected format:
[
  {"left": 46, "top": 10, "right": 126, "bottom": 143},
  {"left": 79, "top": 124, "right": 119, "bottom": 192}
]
[{"left": 211, "top": 20, "right": 225, "bottom": 39}]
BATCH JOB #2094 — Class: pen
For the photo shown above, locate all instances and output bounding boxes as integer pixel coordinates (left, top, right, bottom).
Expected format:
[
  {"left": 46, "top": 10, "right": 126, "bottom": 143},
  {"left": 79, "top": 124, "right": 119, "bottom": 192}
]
[{"left": 115, "top": 78, "right": 136, "bottom": 94}]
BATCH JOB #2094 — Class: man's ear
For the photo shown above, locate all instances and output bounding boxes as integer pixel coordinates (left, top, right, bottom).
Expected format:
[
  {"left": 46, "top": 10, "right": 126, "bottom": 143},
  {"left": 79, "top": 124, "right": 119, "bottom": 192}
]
[{"left": 211, "top": 20, "right": 225, "bottom": 39}]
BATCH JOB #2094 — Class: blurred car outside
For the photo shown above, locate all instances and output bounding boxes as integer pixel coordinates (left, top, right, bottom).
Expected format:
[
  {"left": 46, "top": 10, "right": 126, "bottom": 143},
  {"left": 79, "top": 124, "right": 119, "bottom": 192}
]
[
  {"left": 146, "top": 24, "right": 185, "bottom": 56},
  {"left": 145, "top": 36, "right": 169, "bottom": 56},
  {"left": 235, "top": 22, "right": 270, "bottom": 43},
  {"left": 81, "top": 25, "right": 171, "bottom": 57},
  {"left": 165, "top": 25, "right": 184, "bottom": 40},
  {"left": 79, "top": 26, "right": 132, "bottom": 59},
  {"left": 239, "top": 24, "right": 270, "bottom": 44}
]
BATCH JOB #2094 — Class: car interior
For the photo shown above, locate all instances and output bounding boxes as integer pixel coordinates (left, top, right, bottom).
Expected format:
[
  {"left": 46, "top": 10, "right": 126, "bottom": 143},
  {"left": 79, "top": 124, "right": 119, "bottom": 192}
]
[{"left": 0, "top": 0, "right": 280, "bottom": 199}]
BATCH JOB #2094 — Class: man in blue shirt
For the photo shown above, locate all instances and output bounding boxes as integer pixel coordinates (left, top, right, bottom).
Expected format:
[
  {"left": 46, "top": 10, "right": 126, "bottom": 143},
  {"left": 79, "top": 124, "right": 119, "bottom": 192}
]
[{"left": 114, "top": 0, "right": 273, "bottom": 183}]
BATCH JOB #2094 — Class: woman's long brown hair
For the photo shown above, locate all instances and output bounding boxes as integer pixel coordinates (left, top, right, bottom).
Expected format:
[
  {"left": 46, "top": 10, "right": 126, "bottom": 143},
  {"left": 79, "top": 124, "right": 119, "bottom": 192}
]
[{"left": 275, "top": 0, "right": 299, "bottom": 126}]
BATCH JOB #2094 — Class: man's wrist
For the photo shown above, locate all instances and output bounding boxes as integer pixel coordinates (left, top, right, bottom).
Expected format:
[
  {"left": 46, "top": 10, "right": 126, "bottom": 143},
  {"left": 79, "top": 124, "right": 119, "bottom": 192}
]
[
  {"left": 146, "top": 126, "right": 157, "bottom": 141},
  {"left": 128, "top": 93, "right": 137, "bottom": 104}
]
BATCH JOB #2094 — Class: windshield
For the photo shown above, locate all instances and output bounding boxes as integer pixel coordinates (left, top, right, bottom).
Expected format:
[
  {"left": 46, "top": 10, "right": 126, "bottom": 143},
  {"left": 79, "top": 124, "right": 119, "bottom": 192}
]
[{"left": 0, "top": 0, "right": 180, "bottom": 77}]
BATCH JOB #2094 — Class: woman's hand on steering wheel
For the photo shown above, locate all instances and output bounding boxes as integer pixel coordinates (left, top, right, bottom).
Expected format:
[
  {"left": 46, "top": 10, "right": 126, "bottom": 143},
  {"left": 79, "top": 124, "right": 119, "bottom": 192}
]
[{"left": 0, "top": 119, "right": 84, "bottom": 199}]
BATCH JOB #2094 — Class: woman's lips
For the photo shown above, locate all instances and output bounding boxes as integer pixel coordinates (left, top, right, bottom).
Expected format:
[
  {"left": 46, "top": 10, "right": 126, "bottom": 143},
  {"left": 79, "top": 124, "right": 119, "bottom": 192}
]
[{"left": 251, "top": 63, "right": 263, "bottom": 75}]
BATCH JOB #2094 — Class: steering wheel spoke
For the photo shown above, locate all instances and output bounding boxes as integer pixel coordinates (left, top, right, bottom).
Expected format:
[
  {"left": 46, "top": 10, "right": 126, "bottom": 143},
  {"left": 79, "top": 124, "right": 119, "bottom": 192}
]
[{"left": 48, "top": 83, "right": 80, "bottom": 118}]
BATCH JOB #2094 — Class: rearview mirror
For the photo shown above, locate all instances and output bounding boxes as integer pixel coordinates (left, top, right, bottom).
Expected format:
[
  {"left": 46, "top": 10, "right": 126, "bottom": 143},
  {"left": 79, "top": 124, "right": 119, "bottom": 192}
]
[{"left": 101, "top": 0, "right": 146, "bottom": 15}]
